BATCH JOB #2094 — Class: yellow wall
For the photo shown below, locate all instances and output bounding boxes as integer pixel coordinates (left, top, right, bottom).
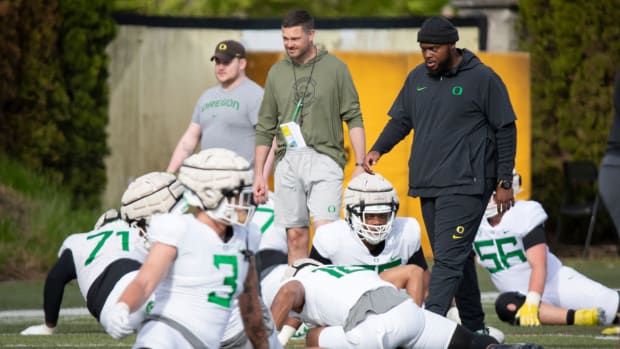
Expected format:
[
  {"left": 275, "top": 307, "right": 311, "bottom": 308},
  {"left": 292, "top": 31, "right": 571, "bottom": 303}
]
[{"left": 246, "top": 52, "right": 531, "bottom": 257}]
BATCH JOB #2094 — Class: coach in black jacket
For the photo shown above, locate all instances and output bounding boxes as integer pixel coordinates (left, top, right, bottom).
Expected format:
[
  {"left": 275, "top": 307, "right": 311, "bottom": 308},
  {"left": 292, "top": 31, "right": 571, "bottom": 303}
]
[{"left": 363, "top": 16, "right": 517, "bottom": 335}]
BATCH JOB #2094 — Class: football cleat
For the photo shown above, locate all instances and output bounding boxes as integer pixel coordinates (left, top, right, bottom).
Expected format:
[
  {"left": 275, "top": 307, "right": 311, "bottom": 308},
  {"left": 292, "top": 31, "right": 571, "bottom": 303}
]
[
  {"left": 574, "top": 307, "right": 604, "bottom": 326},
  {"left": 446, "top": 305, "right": 462, "bottom": 325},
  {"left": 20, "top": 324, "right": 56, "bottom": 335},
  {"left": 292, "top": 322, "right": 310, "bottom": 339},
  {"left": 476, "top": 326, "right": 505, "bottom": 344},
  {"left": 601, "top": 326, "right": 620, "bottom": 335}
]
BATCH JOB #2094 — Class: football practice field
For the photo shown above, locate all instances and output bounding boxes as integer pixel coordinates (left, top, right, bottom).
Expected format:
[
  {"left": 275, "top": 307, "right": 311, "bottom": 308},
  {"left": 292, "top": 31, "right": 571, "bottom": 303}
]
[{"left": 1, "top": 258, "right": 619, "bottom": 349}]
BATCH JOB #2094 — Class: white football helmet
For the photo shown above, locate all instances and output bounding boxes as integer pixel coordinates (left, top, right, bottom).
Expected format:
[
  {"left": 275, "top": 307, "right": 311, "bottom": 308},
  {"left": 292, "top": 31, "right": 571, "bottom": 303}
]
[
  {"left": 94, "top": 208, "right": 120, "bottom": 230},
  {"left": 484, "top": 170, "right": 522, "bottom": 219},
  {"left": 120, "top": 172, "right": 186, "bottom": 224},
  {"left": 178, "top": 148, "right": 255, "bottom": 226},
  {"left": 344, "top": 172, "right": 399, "bottom": 245}
]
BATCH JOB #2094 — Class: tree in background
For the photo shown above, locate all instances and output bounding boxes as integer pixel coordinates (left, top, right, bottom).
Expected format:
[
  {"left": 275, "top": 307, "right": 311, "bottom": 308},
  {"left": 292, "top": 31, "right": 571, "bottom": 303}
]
[
  {"left": 110, "top": 0, "right": 449, "bottom": 17},
  {"left": 0, "top": 0, "right": 115, "bottom": 208},
  {"left": 519, "top": 0, "right": 620, "bottom": 243},
  {"left": 57, "top": 0, "right": 116, "bottom": 208}
]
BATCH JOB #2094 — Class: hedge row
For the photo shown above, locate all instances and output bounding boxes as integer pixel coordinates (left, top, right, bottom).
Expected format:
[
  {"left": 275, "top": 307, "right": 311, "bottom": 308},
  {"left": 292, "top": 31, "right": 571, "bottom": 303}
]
[
  {"left": 0, "top": 0, "right": 115, "bottom": 208},
  {"left": 518, "top": 0, "right": 620, "bottom": 244}
]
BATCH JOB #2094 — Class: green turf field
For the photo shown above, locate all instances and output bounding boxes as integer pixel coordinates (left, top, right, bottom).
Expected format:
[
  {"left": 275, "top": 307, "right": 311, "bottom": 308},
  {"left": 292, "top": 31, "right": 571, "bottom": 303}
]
[{"left": 1, "top": 258, "right": 619, "bottom": 348}]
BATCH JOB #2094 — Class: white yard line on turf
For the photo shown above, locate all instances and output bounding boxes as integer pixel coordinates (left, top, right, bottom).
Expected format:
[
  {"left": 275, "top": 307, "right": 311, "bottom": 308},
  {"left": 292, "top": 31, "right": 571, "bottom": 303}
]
[{"left": 0, "top": 308, "right": 89, "bottom": 318}]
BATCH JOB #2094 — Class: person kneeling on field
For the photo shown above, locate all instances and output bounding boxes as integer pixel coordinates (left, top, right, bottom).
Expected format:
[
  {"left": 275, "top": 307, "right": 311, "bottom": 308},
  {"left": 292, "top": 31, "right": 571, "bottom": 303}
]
[
  {"left": 103, "top": 148, "right": 270, "bottom": 349},
  {"left": 20, "top": 172, "right": 186, "bottom": 336},
  {"left": 270, "top": 258, "right": 544, "bottom": 349}
]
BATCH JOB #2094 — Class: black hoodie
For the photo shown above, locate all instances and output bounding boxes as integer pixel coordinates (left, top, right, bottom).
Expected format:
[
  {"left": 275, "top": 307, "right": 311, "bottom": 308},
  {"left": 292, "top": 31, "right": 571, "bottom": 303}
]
[{"left": 372, "top": 49, "right": 517, "bottom": 197}]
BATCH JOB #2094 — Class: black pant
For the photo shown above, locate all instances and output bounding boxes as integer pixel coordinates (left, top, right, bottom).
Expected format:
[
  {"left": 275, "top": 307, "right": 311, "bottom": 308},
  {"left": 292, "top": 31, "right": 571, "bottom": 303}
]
[{"left": 421, "top": 181, "right": 494, "bottom": 332}]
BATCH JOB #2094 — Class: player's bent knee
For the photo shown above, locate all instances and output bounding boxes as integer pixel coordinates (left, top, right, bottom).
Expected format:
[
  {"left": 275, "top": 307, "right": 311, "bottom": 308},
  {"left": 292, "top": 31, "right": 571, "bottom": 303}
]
[
  {"left": 318, "top": 326, "right": 351, "bottom": 349},
  {"left": 495, "top": 291, "right": 525, "bottom": 325}
]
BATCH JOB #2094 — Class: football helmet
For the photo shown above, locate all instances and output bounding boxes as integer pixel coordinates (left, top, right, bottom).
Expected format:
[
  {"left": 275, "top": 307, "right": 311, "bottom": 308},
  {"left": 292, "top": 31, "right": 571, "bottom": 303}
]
[
  {"left": 178, "top": 148, "right": 255, "bottom": 226},
  {"left": 120, "top": 172, "right": 186, "bottom": 224},
  {"left": 94, "top": 208, "right": 120, "bottom": 230},
  {"left": 484, "top": 170, "right": 522, "bottom": 219},
  {"left": 344, "top": 172, "right": 399, "bottom": 245}
]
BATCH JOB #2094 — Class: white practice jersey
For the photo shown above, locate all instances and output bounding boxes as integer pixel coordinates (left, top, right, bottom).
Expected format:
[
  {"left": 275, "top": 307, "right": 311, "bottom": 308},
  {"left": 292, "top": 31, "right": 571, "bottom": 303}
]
[
  {"left": 58, "top": 220, "right": 147, "bottom": 300},
  {"left": 260, "top": 264, "right": 288, "bottom": 308},
  {"left": 292, "top": 265, "right": 397, "bottom": 327},
  {"left": 146, "top": 213, "right": 260, "bottom": 349},
  {"left": 473, "top": 200, "right": 562, "bottom": 293},
  {"left": 221, "top": 218, "right": 263, "bottom": 343},
  {"left": 255, "top": 196, "right": 288, "bottom": 253},
  {"left": 312, "top": 218, "right": 422, "bottom": 273}
]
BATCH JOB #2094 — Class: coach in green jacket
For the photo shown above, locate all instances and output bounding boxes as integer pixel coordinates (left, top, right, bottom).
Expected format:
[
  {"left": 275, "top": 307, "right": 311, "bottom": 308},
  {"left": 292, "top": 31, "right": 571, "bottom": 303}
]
[{"left": 253, "top": 9, "right": 366, "bottom": 265}]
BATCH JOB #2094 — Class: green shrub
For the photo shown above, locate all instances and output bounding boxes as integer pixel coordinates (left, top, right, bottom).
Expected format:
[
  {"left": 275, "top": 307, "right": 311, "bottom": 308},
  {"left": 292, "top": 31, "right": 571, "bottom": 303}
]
[
  {"left": 0, "top": 0, "right": 116, "bottom": 210},
  {"left": 518, "top": 0, "right": 620, "bottom": 244}
]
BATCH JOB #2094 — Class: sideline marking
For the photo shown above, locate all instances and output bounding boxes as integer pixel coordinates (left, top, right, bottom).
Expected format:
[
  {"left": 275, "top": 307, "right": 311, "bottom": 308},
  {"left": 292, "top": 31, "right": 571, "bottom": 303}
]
[{"left": 0, "top": 307, "right": 88, "bottom": 319}]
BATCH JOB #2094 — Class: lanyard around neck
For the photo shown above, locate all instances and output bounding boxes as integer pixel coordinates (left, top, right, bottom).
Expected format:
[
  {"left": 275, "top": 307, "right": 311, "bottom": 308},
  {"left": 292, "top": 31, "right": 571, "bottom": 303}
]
[{"left": 291, "top": 51, "right": 317, "bottom": 125}]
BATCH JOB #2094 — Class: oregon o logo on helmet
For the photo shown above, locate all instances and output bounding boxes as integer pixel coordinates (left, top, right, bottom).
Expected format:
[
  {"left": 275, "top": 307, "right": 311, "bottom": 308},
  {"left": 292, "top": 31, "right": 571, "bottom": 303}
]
[
  {"left": 452, "top": 85, "right": 463, "bottom": 96},
  {"left": 327, "top": 205, "right": 336, "bottom": 213}
]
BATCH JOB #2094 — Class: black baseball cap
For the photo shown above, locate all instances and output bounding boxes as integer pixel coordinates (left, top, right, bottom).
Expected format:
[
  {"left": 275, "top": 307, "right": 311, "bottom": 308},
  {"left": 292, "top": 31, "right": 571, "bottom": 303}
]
[{"left": 210, "top": 40, "right": 246, "bottom": 63}]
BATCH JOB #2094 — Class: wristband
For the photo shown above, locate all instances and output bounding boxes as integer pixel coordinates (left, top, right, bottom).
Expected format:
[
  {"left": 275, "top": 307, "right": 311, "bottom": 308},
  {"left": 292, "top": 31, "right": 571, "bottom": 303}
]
[
  {"left": 525, "top": 291, "right": 541, "bottom": 305},
  {"left": 355, "top": 162, "right": 364, "bottom": 167},
  {"left": 278, "top": 324, "right": 297, "bottom": 346}
]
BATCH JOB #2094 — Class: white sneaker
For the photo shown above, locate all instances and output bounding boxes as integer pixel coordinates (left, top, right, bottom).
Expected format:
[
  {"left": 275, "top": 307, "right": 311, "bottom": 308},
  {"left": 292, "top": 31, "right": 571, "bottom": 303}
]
[
  {"left": 476, "top": 326, "right": 505, "bottom": 344},
  {"left": 20, "top": 324, "right": 56, "bottom": 335},
  {"left": 292, "top": 322, "right": 310, "bottom": 339},
  {"left": 446, "top": 306, "right": 462, "bottom": 325}
]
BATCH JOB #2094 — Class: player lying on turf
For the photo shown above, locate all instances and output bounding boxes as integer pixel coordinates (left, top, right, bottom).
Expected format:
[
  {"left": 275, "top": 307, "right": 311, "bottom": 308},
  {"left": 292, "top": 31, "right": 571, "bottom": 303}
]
[
  {"left": 270, "top": 258, "right": 544, "bottom": 349},
  {"left": 473, "top": 172, "right": 619, "bottom": 327},
  {"left": 21, "top": 172, "right": 185, "bottom": 336}
]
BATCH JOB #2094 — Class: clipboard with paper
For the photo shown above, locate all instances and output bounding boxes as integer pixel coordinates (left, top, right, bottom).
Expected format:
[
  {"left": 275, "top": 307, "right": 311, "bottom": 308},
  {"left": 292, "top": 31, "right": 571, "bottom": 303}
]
[{"left": 280, "top": 98, "right": 307, "bottom": 148}]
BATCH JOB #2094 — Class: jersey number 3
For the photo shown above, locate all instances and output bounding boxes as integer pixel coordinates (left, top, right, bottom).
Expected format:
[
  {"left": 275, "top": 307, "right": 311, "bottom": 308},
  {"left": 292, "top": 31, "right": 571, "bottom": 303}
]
[{"left": 208, "top": 255, "right": 239, "bottom": 308}]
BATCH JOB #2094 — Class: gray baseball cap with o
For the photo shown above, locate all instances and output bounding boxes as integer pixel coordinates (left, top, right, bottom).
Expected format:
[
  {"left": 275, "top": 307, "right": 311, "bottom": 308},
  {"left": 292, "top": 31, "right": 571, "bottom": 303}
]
[
  {"left": 417, "top": 16, "right": 459, "bottom": 44},
  {"left": 210, "top": 40, "right": 246, "bottom": 63}
]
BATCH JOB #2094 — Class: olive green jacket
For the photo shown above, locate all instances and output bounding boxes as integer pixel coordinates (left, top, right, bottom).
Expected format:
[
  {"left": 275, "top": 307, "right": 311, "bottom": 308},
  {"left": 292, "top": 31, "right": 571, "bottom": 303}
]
[{"left": 255, "top": 48, "right": 364, "bottom": 168}]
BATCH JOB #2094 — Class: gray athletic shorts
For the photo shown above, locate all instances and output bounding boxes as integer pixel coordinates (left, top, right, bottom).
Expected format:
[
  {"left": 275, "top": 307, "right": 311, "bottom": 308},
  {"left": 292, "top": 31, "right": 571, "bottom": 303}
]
[{"left": 274, "top": 147, "right": 343, "bottom": 227}]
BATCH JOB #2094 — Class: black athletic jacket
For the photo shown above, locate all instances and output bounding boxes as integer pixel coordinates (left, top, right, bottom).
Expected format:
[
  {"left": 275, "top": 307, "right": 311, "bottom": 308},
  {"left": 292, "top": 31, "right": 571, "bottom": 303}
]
[{"left": 372, "top": 49, "right": 516, "bottom": 197}]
